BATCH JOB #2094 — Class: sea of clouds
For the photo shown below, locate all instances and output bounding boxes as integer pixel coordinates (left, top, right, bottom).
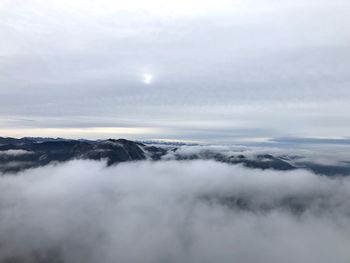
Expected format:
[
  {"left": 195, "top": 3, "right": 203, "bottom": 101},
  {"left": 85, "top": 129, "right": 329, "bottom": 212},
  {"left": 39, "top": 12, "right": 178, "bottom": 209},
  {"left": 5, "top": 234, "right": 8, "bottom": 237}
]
[{"left": 0, "top": 159, "right": 350, "bottom": 263}]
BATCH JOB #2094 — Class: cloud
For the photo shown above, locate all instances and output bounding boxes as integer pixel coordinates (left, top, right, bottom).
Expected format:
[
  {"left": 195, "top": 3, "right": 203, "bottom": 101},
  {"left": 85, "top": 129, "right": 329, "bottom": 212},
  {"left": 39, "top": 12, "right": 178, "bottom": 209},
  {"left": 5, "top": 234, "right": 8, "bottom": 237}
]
[
  {"left": 161, "top": 143, "right": 350, "bottom": 167},
  {"left": 1, "top": 0, "right": 350, "bottom": 140},
  {"left": 0, "top": 159, "right": 350, "bottom": 263},
  {"left": 0, "top": 149, "right": 33, "bottom": 156}
]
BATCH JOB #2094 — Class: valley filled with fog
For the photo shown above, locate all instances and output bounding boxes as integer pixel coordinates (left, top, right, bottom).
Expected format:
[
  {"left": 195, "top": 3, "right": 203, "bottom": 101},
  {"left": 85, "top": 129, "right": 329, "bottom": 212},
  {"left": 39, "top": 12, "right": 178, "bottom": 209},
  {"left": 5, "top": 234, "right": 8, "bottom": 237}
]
[{"left": 1, "top": 150, "right": 350, "bottom": 263}]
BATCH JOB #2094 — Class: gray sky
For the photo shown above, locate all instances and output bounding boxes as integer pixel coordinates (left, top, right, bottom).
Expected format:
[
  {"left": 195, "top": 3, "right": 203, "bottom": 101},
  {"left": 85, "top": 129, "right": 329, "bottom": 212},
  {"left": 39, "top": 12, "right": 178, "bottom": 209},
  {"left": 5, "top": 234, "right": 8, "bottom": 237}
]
[{"left": 1, "top": 0, "right": 350, "bottom": 142}]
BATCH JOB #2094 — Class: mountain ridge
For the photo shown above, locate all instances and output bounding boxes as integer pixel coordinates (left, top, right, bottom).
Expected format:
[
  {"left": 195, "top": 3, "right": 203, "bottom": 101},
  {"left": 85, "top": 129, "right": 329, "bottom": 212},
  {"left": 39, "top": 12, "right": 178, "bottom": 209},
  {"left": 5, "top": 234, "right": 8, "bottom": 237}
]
[{"left": 0, "top": 137, "right": 349, "bottom": 176}]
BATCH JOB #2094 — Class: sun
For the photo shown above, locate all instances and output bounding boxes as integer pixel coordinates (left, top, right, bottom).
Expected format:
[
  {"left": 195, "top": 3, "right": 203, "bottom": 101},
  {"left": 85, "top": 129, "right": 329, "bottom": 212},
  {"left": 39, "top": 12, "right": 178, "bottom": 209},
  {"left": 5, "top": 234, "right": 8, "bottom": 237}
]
[{"left": 143, "top": 74, "right": 153, "bottom": 84}]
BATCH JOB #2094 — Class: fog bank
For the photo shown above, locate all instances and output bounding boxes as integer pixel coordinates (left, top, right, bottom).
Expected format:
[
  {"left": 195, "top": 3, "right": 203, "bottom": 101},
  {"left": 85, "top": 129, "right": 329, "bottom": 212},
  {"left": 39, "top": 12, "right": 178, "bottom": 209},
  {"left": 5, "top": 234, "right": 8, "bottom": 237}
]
[{"left": 0, "top": 160, "right": 350, "bottom": 263}]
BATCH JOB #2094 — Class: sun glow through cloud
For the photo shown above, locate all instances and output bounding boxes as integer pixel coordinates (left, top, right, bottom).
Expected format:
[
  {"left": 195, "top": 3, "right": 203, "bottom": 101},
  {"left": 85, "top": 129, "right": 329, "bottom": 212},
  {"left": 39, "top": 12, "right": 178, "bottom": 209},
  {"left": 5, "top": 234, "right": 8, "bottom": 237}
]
[{"left": 143, "top": 74, "right": 154, "bottom": 84}]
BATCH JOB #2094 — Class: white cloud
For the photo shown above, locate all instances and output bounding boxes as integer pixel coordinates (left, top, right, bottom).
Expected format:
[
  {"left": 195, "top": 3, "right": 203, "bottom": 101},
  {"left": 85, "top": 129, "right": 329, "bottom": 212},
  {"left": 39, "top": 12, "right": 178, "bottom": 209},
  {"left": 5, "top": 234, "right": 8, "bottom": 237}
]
[
  {"left": 161, "top": 143, "right": 350, "bottom": 167},
  {"left": 0, "top": 149, "right": 33, "bottom": 156},
  {"left": 0, "top": 160, "right": 350, "bottom": 262}
]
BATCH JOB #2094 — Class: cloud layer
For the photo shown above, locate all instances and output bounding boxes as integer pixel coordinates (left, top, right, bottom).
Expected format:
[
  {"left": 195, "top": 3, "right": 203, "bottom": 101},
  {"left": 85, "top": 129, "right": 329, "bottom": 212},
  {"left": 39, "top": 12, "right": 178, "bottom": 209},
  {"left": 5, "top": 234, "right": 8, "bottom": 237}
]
[
  {"left": 1, "top": 0, "right": 350, "bottom": 141},
  {"left": 1, "top": 160, "right": 350, "bottom": 263}
]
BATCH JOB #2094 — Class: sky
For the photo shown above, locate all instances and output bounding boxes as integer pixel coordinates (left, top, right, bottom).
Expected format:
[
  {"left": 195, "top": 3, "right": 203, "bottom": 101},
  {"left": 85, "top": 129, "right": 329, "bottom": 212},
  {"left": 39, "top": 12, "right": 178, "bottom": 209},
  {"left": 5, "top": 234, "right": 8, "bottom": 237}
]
[{"left": 1, "top": 0, "right": 350, "bottom": 142}]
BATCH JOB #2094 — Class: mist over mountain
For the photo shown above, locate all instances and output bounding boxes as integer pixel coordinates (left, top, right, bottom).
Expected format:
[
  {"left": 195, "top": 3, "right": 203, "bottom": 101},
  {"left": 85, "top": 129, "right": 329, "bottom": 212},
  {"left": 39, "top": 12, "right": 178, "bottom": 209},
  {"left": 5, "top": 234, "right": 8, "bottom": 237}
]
[
  {"left": 1, "top": 151, "right": 350, "bottom": 263},
  {"left": 1, "top": 137, "right": 350, "bottom": 176},
  {"left": 1, "top": 138, "right": 350, "bottom": 263}
]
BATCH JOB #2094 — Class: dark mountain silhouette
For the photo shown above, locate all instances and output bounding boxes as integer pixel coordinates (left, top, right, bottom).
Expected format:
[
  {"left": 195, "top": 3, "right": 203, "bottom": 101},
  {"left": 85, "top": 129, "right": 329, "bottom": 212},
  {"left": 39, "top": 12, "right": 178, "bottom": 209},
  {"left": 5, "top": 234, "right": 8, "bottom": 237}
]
[{"left": 0, "top": 137, "right": 349, "bottom": 176}]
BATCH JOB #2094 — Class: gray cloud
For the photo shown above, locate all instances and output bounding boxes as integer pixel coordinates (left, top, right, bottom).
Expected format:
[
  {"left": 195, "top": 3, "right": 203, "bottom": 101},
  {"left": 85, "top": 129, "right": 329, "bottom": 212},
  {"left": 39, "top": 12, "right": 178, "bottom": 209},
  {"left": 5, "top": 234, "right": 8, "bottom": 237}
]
[
  {"left": 162, "top": 142, "right": 350, "bottom": 167},
  {"left": 0, "top": 0, "right": 350, "bottom": 141},
  {"left": 1, "top": 159, "right": 350, "bottom": 263}
]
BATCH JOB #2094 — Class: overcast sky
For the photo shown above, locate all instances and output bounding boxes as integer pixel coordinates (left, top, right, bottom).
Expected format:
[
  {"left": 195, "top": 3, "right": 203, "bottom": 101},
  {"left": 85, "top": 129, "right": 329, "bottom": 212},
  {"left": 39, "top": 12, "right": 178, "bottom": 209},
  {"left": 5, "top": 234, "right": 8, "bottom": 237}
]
[{"left": 1, "top": 0, "right": 350, "bottom": 142}]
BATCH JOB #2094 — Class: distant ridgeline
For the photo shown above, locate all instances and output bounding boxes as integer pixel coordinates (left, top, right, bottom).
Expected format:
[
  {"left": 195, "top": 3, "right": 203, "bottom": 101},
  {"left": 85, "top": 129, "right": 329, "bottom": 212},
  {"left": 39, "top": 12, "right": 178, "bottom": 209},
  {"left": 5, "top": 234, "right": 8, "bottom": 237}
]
[{"left": 0, "top": 137, "right": 349, "bottom": 176}]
